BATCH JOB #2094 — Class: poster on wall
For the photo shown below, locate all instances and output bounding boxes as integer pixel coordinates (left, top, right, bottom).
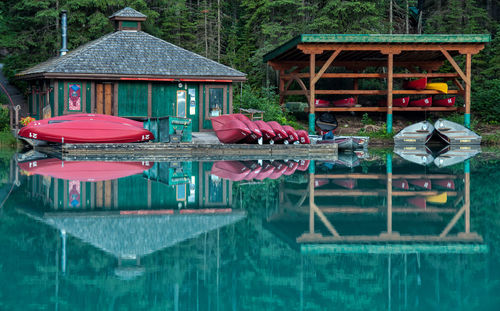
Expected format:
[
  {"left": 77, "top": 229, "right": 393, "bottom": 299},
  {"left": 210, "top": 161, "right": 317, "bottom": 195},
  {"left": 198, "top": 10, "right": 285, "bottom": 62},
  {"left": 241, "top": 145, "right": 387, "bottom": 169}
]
[
  {"left": 68, "top": 83, "right": 81, "bottom": 111},
  {"left": 188, "top": 88, "right": 196, "bottom": 115},
  {"left": 42, "top": 105, "right": 52, "bottom": 119},
  {"left": 68, "top": 180, "right": 80, "bottom": 208}
]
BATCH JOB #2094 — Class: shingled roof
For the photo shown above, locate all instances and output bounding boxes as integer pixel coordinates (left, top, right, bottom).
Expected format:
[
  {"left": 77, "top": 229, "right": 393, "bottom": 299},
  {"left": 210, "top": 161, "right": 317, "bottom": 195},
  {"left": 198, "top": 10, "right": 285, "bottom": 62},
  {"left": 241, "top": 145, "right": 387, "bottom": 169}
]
[
  {"left": 109, "top": 7, "right": 146, "bottom": 19},
  {"left": 17, "top": 9, "right": 245, "bottom": 81}
]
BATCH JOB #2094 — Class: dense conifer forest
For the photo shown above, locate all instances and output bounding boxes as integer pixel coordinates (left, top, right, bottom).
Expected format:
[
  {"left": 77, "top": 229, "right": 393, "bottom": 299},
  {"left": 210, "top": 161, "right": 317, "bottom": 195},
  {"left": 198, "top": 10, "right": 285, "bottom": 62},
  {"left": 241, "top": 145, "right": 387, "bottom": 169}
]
[{"left": 0, "top": 0, "right": 498, "bottom": 121}]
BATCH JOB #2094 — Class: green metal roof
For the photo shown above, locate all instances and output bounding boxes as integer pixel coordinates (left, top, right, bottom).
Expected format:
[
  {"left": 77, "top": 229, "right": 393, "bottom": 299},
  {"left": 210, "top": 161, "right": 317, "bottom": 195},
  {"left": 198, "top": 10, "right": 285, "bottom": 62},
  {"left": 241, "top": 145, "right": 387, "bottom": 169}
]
[
  {"left": 263, "top": 33, "right": 491, "bottom": 62},
  {"left": 301, "top": 243, "right": 489, "bottom": 255}
]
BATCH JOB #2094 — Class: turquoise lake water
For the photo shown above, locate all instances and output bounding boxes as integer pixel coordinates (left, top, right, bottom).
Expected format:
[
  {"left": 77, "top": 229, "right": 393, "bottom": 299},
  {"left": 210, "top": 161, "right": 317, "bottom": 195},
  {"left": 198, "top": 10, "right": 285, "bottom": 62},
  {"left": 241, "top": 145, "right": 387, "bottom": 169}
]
[{"left": 0, "top": 147, "right": 499, "bottom": 310}]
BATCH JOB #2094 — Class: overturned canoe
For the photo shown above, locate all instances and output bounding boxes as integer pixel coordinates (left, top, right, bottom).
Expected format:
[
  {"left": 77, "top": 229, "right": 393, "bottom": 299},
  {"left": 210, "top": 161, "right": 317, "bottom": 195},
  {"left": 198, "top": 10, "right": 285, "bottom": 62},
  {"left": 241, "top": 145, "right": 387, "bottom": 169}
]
[
  {"left": 233, "top": 114, "right": 263, "bottom": 144},
  {"left": 282, "top": 125, "right": 299, "bottom": 143},
  {"left": 267, "top": 121, "right": 288, "bottom": 143},
  {"left": 211, "top": 115, "right": 252, "bottom": 144},
  {"left": 18, "top": 119, "right": 155, "bottom": 144},
  {"left": 26, "top": 113, "right": 144, "bottom": 128},
  {"left": 434, "top": 97, "right": 456, "bottom": 107},
  {"left": 425, "top": 82, "right": 448, "bottom": 93},
  {"left": 296, "top": 130, "right": 310, "bottom": 144},
  {"left": 210, "top": 161, "right": 251, "bottom": 181},
  {"left": 426, "top": 192, "right": 447, "bottom": 204},
  {"left": 314, "top": 99, "right": 330, "bottom": 107},
  {"left": 394, "top": 121, "right": 434, "bottom": 145},
  {"left": 403, "top": 77, "right": 427, "bottom": 90},
  {"left": 434, "top": 119, "right": 481, "bottom": 145},
  {"left": 253, "top": 120, "right": 276, "bottom": 143},
  {"left": 409, "top": 97, "right": 432, "bottom": 107},
  {"left": 331, "top": 97, "right": 356, "bottom": 107}
]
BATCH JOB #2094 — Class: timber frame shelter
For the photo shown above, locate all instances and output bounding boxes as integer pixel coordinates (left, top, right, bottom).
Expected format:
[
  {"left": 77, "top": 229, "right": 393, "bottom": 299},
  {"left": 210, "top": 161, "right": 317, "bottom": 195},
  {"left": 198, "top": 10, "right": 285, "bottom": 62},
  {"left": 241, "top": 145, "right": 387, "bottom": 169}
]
[{"left": 263, "top": 34, "right": 490, "bottom": 133}]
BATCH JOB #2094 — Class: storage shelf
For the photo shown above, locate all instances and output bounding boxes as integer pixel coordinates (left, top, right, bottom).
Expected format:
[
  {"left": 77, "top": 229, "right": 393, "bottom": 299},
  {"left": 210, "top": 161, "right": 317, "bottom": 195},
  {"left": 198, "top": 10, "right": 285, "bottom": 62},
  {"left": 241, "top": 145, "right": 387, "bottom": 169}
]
[{"left": 309, "top": 106, "right": 463, "bottom": 112}]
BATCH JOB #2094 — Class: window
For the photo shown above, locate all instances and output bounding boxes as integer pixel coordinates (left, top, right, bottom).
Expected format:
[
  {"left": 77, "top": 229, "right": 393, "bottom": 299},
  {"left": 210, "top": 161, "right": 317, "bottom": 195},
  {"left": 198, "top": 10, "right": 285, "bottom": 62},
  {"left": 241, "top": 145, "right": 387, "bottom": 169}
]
[
  {"left": 209, "top": 88, "right": 223, "bottom": 117},
  {"left": 177, "top": 90, "right": 186, "bottom": 117}
]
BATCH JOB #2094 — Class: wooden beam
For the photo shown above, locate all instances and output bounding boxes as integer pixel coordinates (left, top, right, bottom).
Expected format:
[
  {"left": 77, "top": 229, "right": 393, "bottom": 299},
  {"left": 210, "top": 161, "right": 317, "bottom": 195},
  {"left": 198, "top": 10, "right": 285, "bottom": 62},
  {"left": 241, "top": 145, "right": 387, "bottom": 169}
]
[
  {"left": 309, "top": 53, "right": 316, "bottom": 117},
  {"left": 314, "top": 107, "right": 388, "bottom": 112},
  {"left": 393, "top": 90, "right": 463, "bottom": 95},
  {"left": 309, "top": 174, "right": 315, "bottom": 234},
  {"left": 315, "top": 173, "right": 385, "bottom": 179},
  {"left": 312, "top": 49, "right": 342, "bottom": 84},
  {"left": 297, "top": 43, "right": 485, "bottom": 53},
  {"left": 312, "top": 203, "right": 340, "bottom": 237},
  {"left": 306, "top": 106, "right": 463, "bottom": 113},
  {"left": 297, "top": 234, "right": 483, "bottom": 243},
  {"left": 286, "top": 90, "right": 387, "bottom": 95},
  {"left": 465, "top": 53, "right": 472, "bottom": 115},
  {"left": 439, "top": 46, "right": 469, "bottom": 85},
  {"left": 440, "top": 204, "right": 466, "bottom": 237},
  {"left": 453, "top": 78, "right": 465, "bottom": 91},
  {"left": 271, "top": 60, "right": 445, "bottom": 69}
]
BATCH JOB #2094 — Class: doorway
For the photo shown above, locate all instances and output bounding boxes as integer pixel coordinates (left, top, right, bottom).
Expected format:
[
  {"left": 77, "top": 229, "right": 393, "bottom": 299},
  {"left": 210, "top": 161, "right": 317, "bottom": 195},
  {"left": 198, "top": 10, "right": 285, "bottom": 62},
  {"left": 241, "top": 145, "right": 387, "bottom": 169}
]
[{"left": 95, "top": 83, "right": 114, "bottom": 115}]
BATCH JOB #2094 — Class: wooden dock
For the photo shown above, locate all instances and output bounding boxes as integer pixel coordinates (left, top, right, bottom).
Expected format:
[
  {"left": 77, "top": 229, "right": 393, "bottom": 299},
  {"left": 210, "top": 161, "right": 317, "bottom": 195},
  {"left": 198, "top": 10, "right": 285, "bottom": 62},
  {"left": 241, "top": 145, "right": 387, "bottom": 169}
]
[{"left": 38, "top": 142, "right": 337, "bottom": 162}]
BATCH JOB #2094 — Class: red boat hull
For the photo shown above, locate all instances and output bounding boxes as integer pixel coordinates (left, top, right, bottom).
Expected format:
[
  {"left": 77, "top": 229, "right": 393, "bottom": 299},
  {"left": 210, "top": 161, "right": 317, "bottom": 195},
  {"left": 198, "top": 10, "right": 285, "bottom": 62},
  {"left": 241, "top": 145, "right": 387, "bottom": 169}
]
[
  {"left": 403, "top": 78, "right": 427, "bottom": 90},
  {"left": 433, "top": 179, "right": 455, "bottom": 190},
  {"left": 296, "top": 130, "right": 310, "bottom": 144},
  {"left": 434, "top": 97, "right": 456, "bottom": 107},
  {"left": 315, "top": 99, "right": 330, "bottom": 107},
  {"left": 18, "top": 159, "right": 152, "bottom": 181},
  {"left": 232, "top": 114, "right": 263, "bottom": 143},
  {"left": 331, "top": 97, "right": 356, "bottom": 107},
  {"left": 211, "top": 115, "right": 252, "bottom": 143},
  {"left": 409, "top": 179, "right": 431, "bottom": 190},
  {"left": 283, "top": 161, "right": 299, "bottom": 176},
  {"left": 407, "top": 197, "right": 426, "bottom": 209},
  {"left": 409, "top": 97, "right": 432, "bottom": 107},
  {"left": 282, "top": 125, "right": 299, "bottom": 143},
  {"left": 296, "top": 159, "right": 310, "bottom": 171},
  {"left": 331, "top": 179, "right": 356, "bottom": 189},
  {"left": 211, "top": 161, "right": 251, "bottom": 181},
  {"left": 314, "top": 179, "right": 329, "bottom": 188},
  {"left": 242, "top": 161, "right": 262, "bottom": 180},
  {"left": 254, "top": 162, "right": 276, "bottom": 180},
  {"left": 267, "top": 121, "right": 288, "bottom": 143},
  {"left": 254, "top": 120, "right": 276, "bottom": 142},
  {"left": 393, "top": 179, "right": 409, "bottom": 190},
  {"left": 268, "top": 161, "right": 288, "bottom": 179},
  {"left": 18, "top": 119, "right": 154, "bottom": 143},
  {"left": 27, "top": 113, "right": 144, "bottom": 128}
]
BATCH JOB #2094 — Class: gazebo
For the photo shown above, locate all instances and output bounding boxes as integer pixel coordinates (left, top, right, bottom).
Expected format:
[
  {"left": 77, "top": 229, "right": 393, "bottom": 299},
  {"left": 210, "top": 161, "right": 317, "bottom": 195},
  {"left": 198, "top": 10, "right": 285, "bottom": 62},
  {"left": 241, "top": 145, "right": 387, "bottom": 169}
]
[{"left": 263, "top": 34, "right": 490, "bottom": 133}]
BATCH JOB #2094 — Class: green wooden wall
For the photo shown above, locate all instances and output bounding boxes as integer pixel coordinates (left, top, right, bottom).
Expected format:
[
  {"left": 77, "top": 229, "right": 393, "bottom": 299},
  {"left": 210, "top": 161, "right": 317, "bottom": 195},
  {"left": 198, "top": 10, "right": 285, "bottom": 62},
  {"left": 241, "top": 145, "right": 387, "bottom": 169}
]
[{"left": 118, "top": 82, "right": 148, "bottom": 117}]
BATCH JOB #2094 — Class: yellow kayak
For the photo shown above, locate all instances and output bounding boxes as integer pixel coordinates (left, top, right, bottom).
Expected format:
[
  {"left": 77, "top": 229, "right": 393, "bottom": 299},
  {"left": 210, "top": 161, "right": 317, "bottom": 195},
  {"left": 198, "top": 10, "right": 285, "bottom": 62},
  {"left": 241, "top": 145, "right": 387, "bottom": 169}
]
[
  {"left": 425, "top": 82, "right": 448, "bottom": 93},
  {"left": 426, "top": 192, "right": 447, "bottom": 204}
]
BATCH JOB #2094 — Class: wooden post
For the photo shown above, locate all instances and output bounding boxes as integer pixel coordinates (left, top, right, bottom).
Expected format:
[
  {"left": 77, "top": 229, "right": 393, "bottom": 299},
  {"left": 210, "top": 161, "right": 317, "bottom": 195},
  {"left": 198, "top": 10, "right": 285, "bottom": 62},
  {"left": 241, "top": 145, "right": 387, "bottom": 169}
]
[
  {"left": 279, "top": 70, "right": 285, "bottom": 106},
  {"left": 386, "top": 153, "right": 393, "bottom": 234},
  {"left": 309, "top": 173, "right": 315, "bottom": 234},
  {"left": 309, "top": 53, "right": 316, "bottom": 134},
  {"left": 465, "top": 160, "right": 470, "bottom": 233},
  {"left": 465, "top": 53, "right": 471, "bottom": 128},
  {"left": 387, "top": 53, "right": 394, "bottom": 133}
]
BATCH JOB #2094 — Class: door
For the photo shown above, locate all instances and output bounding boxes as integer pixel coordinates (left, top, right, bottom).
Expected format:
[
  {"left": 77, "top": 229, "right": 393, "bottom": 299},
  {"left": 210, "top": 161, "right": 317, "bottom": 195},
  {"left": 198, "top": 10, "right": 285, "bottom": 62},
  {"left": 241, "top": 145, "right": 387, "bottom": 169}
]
[
  {"left": 203, "top": 85, "right": 227, "bottom": 129},
  {"left": 96, "top": 83, "right": 114, "bottom": 115}
]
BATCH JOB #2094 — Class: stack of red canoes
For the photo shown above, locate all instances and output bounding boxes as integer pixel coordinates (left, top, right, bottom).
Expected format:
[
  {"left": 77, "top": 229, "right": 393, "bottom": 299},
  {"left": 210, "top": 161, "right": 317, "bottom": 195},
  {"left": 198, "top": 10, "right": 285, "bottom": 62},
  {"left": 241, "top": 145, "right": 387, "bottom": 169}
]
[
  {"left": 211, "top": 114, "right": 309, "bottom": 144},
  {"left": 18, "top": 113, "right": 154, "bottom": 144},
  {"left": 400, "top": 77, "right": 456, "bottom": 107},
  {"left": 210, "top": 159, "right": 310, "bottom": 181}
]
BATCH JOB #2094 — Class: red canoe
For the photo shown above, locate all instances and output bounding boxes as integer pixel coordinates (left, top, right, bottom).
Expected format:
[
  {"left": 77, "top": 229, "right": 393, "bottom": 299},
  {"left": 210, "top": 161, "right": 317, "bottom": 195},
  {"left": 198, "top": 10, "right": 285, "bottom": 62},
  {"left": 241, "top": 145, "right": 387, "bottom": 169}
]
[
  {"left": 393, "top": 179, "right": 409, "bottom": 190},
  {"left": 267, "top": 161, "right": 288, "bottom": 179},
  {"left": 18, "top": 159, "right": 153, "bottom": 182},
  {"left": 403, "top": 77, "right": 427, "bottom": 90},
  {"left": 283, "top": 161, "right": 299, "bottom": 176},
  {"left": 315, "top": 99, "right": 330, "bottom": 107},
  {"left": 296, "top": 130, "right": 310, "bottom": 144},
  {"left": 380, "top": 97, "right": 410, "bottom": 107},
  {"left": 211, "top": 115, "right": 252, "bottom": 144},
  {"left": 267, "top": 121, "right": 288, "bottom": 143},
  {"left": 18, "top": 119, "right": 154, "bottom": 144},
  {"left": 433, "top": 179, "right": 455, "bottom": 190},
  {"left": 409, "top": 97, "right": 432, "bottom": 107},
  {"left": 241, "top": 161, "right": 262, "bottom": 180},
  {"left": 26, "top": 113, "right": 144, "bottom": 128},
  {"left": 434, "top": 97, "right": 455, "bottom": 107},
  {"left": 254, "top": 120, "right": 276, "bottom": 142},
  {"left": 331, "top": 97, "right": 356, "bottom": 107},
  {"left": 254, "top": 162, "right": 276, "bottom": 180},
  {"left": 297, "top": 159, "right": 310, "bottom": 171},
  {"left": 232, "top": 114, "right": 263, "bottom": 143},
  {"left": 409, "top": 179, "right": 431, "bottom": 190},
  {"left": 407, "top": 197, "right": 426, "bottom": 209},
  {"left": 282, "top": 125, "right": 299, "bottom": 143},
  {"left": 314, "top": 179, "right": 329, "bottom": 188},
  {"left": 210, "top": 161, "right": 251, "bottom": 181},
  {"left": 331, "top": 179, "right": 357, "bottom": 189}
]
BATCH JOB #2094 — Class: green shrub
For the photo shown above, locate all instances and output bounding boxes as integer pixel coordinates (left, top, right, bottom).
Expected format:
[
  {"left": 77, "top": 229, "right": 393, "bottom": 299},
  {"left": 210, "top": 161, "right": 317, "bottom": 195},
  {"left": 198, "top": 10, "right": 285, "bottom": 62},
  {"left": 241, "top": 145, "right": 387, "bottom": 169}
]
[{"left": 233, "top": 85, "right": 303, "bottom": 129}]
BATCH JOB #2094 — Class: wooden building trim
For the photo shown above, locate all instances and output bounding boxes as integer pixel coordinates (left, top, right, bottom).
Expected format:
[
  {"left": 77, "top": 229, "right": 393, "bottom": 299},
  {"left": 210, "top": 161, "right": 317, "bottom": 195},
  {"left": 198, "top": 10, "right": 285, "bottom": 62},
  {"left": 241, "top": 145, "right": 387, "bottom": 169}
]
[
  {"left": 198, "top": 84, "right": 204, "bottom": 132},
  {"left": 53, "top": 81, "right": 59, "bottom": 116},
  {"left": 113, "top": 82, "right": 118, "bottom": 116},
  {"left": 90, "top": 81, "right": 95, "bottom": 113},
  {"left": 228, "top": 83, "right": 233, "bottom": 113},
  {"left": 19, "top": 73, "right": 246, "bottom": 82},
  {"left": 147, "top": 82, "right": 152, "bottom": 117}
]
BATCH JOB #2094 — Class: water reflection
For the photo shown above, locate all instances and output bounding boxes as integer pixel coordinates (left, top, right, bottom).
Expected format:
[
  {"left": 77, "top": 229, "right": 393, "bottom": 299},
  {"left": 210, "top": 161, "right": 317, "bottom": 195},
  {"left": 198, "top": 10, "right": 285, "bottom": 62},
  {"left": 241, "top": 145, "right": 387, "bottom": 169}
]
[{"left": 1, "top": 147, "right": 498, "bottom": 310}]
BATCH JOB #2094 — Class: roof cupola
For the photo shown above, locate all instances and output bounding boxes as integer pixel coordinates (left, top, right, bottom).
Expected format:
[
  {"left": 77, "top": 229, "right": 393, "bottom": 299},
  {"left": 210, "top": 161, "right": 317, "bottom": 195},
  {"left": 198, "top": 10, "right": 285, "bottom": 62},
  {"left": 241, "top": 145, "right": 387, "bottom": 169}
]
[{"left": 109, "top": 7, "right": 147, "bottom": 31}]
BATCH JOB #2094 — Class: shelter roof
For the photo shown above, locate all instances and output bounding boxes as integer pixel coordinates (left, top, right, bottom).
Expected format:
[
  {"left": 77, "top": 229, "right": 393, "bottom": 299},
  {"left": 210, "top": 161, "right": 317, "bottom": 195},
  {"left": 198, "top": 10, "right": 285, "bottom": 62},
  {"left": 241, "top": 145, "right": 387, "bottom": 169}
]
[
  {"left": 17, "top": 30, "right": 245, "bottom": 81},
  {"left": 263, "top": 34, "right": 491, "bottom": 65}
]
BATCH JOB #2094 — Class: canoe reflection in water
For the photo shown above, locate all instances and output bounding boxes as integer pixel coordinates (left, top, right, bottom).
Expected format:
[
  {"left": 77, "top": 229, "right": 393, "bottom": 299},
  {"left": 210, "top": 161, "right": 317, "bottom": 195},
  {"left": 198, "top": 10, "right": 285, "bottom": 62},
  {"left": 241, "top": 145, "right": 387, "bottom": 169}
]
[{"left": 210, "top": 159, "right": 310, "bottom": 182}]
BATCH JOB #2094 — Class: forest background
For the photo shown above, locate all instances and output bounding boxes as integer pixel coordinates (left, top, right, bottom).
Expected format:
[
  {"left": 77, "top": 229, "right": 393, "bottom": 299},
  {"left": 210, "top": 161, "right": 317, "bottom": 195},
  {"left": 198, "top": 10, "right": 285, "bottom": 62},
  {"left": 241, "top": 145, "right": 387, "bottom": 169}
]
[{"left": 0, "top": 0, "right": 499, "bottom": 124}]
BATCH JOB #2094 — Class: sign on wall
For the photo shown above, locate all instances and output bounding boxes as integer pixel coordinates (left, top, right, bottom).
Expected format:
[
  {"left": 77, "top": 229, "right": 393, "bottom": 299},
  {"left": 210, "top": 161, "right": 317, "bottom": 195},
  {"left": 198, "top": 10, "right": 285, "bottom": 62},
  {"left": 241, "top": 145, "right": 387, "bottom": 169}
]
[
  {"left": 68, "top": 83, "right": 82, "bottom": 111},
  {"left": 189, "top": 88, "right": 196, "bottom": 115}
]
